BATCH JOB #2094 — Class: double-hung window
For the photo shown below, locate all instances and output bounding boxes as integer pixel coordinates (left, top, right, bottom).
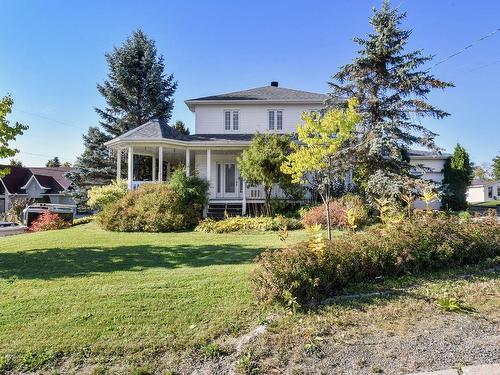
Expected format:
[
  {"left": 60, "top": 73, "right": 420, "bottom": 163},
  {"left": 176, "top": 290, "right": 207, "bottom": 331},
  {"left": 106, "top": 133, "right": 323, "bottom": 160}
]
[
  {"left": 224, "top": 110, "right": 239, "bottom": 131},
  {"left": 268, "top": 110, "right": 283, "bottom": 130}
]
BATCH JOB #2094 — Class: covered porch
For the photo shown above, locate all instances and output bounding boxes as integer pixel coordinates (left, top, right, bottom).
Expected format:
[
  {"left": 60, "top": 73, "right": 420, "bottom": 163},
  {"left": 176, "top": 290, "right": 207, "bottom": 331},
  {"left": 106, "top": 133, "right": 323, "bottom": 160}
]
[{"left": 113, "top": 142, "right": 267, "bottom": 216}]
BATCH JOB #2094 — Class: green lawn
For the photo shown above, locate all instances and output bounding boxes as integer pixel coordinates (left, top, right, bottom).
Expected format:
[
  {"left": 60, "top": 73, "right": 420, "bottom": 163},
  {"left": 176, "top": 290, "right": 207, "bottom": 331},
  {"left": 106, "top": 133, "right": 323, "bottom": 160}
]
[
  {"left": 0, "top": 223, "right": 308, "bottom": 371},
  {"left": 473, "top": 200, "right": 500, "bottom": 207}
]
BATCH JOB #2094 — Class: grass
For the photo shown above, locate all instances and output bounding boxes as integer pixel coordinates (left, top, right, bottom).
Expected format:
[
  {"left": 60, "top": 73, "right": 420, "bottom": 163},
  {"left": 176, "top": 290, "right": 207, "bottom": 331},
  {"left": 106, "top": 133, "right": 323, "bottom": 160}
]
[
  {"left": 473, "top": 200, "right": 500, "bottom": 207},
  {"left": 0, "top": 223, "right": 309, "bottom": 372}
]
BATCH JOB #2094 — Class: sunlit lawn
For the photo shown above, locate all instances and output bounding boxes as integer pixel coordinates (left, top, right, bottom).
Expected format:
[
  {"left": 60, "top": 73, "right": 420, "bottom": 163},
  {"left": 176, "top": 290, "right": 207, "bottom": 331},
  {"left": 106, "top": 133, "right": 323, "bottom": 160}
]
[{"left": 0, "top": 223, "right": 308, "bottom": 370}]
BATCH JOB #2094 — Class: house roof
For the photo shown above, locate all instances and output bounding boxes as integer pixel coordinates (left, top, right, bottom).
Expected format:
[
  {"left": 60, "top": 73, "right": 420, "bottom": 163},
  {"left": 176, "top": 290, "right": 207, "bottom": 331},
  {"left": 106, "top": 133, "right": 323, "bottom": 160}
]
[
  {"left": 105, "top": 120, "right": 257, "bottom": 146},
  {"left": 408, "top": 150, "right": 450, "bottom": 159},
  {"left": 470, "top": 179, "right": 499, "bottom": 187},
  {"left": 0, "top": 165, "right": 73, "bottom": 195},
  {"left": 115, "top": 120, "right": 189, "bottom": 141},
  {"left": 106, "top": 121, "right": 450, "bottom": 163},
  {"left": 185, "top": 85, "right": 327, "bottom": 111}
]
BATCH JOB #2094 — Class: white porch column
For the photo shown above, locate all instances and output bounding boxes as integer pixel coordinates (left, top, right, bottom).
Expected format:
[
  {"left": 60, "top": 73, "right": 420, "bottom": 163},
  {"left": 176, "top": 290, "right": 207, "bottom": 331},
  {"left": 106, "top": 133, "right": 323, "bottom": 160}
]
[
  {"left": 167, "top": 162, "right": 171, "bottom": 180},
  {"left": 206, "top": 148, "right": 211, "bottom": 185},
  {"left": 128, "top": 146, "right": 134, "bottom": 190},
  {"left": 152, "top": 155, "right": 156, "bottom": 182},
  {"left": 185, "top": 148, "right": 191, "bottom": 176},
  {"left": 158, "top": 146, "right": 163, "bottom": 182},
  {"left": 242, "top": 178, "right": 247, "bottom": 215},
  {"left": 116, "top": 148, "right": 122, "bottom": 180}
]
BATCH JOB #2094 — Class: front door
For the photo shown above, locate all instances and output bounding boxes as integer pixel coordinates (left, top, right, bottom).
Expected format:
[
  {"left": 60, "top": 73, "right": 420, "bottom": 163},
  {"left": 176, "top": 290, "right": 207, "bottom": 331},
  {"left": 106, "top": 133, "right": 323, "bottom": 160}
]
[{"left": 216, "top": 163, "right": 238, "bottom": 198}]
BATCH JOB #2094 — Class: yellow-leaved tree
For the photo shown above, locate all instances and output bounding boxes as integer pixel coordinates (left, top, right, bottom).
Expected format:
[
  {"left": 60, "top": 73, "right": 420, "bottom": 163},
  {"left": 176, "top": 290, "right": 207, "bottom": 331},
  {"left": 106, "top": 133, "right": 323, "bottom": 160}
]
[{"left": 281, "top": 98, "right": 361, "bottom": 240}]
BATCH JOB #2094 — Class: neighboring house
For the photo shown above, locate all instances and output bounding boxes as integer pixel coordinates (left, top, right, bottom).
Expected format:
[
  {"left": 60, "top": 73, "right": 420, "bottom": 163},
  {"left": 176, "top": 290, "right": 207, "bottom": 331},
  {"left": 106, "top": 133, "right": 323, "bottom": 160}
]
[
  {"left": 467, "top": 179, "right": 500, "bottom": 203},
  {"left": 104, "top": 82, "right": 448, "bottom": 215},
  {"left": 0, "top": 165, "right": 75, "bottom": 213}
]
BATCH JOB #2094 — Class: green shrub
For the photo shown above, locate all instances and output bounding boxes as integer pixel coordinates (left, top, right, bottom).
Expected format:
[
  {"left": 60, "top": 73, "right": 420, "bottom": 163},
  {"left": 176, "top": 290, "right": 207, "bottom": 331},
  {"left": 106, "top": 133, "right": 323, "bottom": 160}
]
[
  {"left": 195, "top": 215, "right": 303, "bottom": 233},
  {"left": 96, "top": 183, "right": 202, "bottom": 232},
  {"left": 87, "top": 180, "right": 128, "bottom": 210},
  {"left": 251, "top": 215, "right": 500, "bottom": 305},
  {"left": 302, "top": 194, "right": 369, "bottom": 230},
  {"left": 168, "top": 168, "right": 209, "bottom": 206},
  {"left": 72, "top": 215, "right": 95, "bottom": 226}
]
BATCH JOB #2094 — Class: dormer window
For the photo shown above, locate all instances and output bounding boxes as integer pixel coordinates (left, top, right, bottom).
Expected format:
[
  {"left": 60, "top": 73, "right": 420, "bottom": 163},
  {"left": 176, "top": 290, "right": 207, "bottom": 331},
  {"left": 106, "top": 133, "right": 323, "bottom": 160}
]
[
  {"left": 268, "top": 110, "right": 283, "bottom": 130},
  {"left": 224, "top": 110, "right": 239, "bottom": 131}
]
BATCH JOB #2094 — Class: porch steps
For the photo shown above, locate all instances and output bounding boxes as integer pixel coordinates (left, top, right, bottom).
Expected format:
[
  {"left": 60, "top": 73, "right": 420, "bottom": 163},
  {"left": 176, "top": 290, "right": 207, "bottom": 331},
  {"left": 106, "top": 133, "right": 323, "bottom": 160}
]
[{"left": 207, "top": 203, "right": 243, "bottom": 219}]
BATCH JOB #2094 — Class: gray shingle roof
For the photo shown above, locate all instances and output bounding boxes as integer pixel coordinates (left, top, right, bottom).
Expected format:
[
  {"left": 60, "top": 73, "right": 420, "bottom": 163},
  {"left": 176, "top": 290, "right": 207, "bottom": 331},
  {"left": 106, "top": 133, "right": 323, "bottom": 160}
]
[
  {"left": 186, "top": 86, "right": 327, "bottom": 102},
  {"left": 116, "top": 120, "right": 190, "bottom": 141},
  {"left": 112, "top": 121, "right": 255, "bottom": 143},
  {"left": 408, "top": 150, "right": 450, "bottom": 158}
]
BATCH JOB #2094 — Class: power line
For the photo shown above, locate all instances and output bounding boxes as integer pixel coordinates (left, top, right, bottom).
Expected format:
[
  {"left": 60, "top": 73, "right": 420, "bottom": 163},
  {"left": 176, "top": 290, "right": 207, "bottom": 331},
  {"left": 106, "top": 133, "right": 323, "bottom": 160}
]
[
  {"left": 429, "top": 27, "right": 500, "bottom": 70},
  {"left": 16, "top": 151, "right": 74, "bottom": 163},
  {"left": 17, "top": 109, "right": 88, "bottom": 131}
]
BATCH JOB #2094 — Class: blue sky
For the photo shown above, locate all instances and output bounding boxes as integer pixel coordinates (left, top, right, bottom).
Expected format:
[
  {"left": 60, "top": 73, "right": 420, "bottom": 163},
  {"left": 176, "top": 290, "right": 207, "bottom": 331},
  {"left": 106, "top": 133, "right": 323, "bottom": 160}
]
[{"left": 1, "top": 0, "right": 499, "bottom": 166}]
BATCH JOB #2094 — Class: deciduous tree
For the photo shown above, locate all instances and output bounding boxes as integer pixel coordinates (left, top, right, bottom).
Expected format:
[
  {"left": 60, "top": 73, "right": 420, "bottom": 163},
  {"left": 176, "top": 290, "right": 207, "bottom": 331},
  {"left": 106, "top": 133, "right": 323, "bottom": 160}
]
[
  {"left": 442, "top": 144, "right": 473, "bottom": 211},
  {"left": 0, "top": 95, "right": 28, "bottom": 177},
  {"left": 492, "top": 154, "right": 500, "bottom": 180},
  {"left": 281, "top": 100, "right": 361, "bottom": 239},
  {"left": 238, "top": 133, "right": 292, "bottom": 216},
  {"left": 46, "top": 156, "right": 61, "bottom": 167},
  {"left": 173, "top": 120, "right": 190, "bottom": 135}
]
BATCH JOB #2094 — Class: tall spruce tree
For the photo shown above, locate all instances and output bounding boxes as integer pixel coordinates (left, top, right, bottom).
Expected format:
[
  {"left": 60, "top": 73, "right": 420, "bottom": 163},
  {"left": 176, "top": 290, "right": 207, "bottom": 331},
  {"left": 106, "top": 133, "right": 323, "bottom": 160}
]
[
  {"left": 327, "top": 1, "right": 453, "bottom": 202},
  {"left": 441, "top": 144, "right": 473, "bottom": 211},
  {"left": 69, "top": 30, "right": 177, "bottom": 198}
]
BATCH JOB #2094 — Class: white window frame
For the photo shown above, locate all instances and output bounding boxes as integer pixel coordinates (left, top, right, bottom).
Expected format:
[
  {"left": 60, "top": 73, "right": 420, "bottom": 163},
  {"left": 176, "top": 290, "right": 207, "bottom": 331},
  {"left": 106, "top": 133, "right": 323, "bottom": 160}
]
[
  {"left": 268, "top": 109, "right": 283, "bottom": 131},
  {"left": 223, "top": 110, "right": 240, "bottom": 131}
]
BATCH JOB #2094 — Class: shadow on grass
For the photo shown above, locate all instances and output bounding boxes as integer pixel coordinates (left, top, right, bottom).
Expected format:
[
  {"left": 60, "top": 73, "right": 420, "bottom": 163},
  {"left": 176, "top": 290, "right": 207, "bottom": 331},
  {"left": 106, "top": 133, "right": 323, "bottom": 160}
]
[{"left": 0, "top": 243, "right": 264, "bottom": 280}]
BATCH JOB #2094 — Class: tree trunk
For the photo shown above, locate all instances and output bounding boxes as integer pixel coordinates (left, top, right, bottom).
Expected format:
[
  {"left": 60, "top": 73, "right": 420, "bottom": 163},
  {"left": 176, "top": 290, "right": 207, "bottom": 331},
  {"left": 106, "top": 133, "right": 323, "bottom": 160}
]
[
  {"left": 264, "top": 186, "right": 273, "bottom": 217},
  {"left": 325, "top": 199, "right": 332, "bottom": 240}
]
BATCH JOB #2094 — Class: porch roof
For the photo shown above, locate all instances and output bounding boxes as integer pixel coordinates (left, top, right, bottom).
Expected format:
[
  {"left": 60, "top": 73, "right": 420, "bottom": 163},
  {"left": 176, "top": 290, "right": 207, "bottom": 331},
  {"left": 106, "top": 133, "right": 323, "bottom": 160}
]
[{"left": 104, "top": 120, "right": 254, "bottom": 148}]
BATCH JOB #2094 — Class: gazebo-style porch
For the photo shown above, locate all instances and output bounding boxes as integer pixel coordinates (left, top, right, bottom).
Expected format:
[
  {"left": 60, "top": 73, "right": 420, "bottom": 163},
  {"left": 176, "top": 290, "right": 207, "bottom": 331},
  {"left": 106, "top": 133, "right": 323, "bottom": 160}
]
[{"left": 112, "top": 142, "right": 267, "bottom": 216}]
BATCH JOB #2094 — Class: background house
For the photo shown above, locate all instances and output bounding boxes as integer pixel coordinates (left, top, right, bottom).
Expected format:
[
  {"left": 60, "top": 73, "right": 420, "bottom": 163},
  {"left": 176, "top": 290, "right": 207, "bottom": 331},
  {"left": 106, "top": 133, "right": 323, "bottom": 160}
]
[
  {"left": 467, "top": 179, "right": 500, "bottom": 203},
  {"left": 0, "top": 165, "right": 75, "bottom": 213},
  {"left": 105, "top": 82, "right": 449, "bottom": 215}
]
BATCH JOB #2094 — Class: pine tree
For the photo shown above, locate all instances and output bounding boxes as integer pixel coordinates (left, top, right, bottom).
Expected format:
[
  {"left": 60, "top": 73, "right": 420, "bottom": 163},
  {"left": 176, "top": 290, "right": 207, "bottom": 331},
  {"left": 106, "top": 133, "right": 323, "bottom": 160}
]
[
  {"left": 46, "top": 156, "right": 61, "bottom": 167},
  {"left": 173, "top": 120, "right": 190, "bottom": 135},
  {"left": 96, "top": 29, "right": 177, "bottom": 136},
  {"left": 442, "top": 144, "right": 473, "bottom": 211},
  {"left": 66, "top": 128, "right": 116, "bottom": 203},
  {"left": 69, "top": 30, "right": 177, "bottom": 196},
  {"left": 492, "top": 154, "right": 500, "bottom": 180},
  {"left": 327, "top": 1, "right": 453, "bottom": 202}
]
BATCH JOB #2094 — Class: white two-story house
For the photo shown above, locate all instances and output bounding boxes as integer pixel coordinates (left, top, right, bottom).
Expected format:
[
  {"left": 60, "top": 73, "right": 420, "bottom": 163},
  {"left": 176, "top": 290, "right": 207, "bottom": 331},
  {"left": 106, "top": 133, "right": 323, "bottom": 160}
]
[{"left": 105, "top": 82, "right": 448, "bottom": 215}]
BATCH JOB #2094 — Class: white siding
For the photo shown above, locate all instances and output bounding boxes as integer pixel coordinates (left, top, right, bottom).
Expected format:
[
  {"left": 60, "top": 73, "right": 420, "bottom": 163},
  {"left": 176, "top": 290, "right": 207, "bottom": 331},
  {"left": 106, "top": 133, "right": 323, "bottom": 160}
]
[
  {"left": 466, "top": 186, "right": 486, "bottom": 203},
  {"left": 410, "top": 157, "right": 446, "bottom": 210},
  {"left": 194, "top": 104, "right": 320, "bottom": 134}
]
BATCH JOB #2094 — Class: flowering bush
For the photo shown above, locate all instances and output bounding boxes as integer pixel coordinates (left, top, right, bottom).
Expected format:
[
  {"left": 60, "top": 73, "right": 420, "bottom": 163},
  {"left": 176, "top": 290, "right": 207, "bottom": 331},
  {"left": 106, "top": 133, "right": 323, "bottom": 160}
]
[
  {"left": 251, "top": 215, "right": 500, "bottom": 305},
  {"left": 195, "top": 216, "right": 303, "bottom": 233},
  {"left": 302, "top": 194, "right": 369, "bottom": 230},
  {"left": 29, "top": 211, "right": 70, "bottom": 232}
]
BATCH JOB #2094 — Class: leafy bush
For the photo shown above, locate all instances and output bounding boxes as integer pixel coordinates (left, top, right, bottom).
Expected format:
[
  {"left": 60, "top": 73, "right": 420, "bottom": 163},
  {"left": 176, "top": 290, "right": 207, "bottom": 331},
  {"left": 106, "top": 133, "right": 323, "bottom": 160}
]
[
  {"left": 251, "top": 215, "right": 500, "bottom": 305},
  {"left": 168, "top": 168, "right": 209, "bottom": 206},
  {"left": 97, "top": 183, "right": 203, "bottom": 232},
  {"left": 195, "top": 216, "right": 303, "bottom": 233},
  {"left": 87, "top": 180, "right": 128, "bottom": 210},
  {"left": 72, "top": 215, "right": 95, "bottom": 226},
  {"left": 301, "top": 194, "right": 369, "bottom": 229},
  {"left": 29, "top": 211, "right": 70, "bottom": 232}
]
